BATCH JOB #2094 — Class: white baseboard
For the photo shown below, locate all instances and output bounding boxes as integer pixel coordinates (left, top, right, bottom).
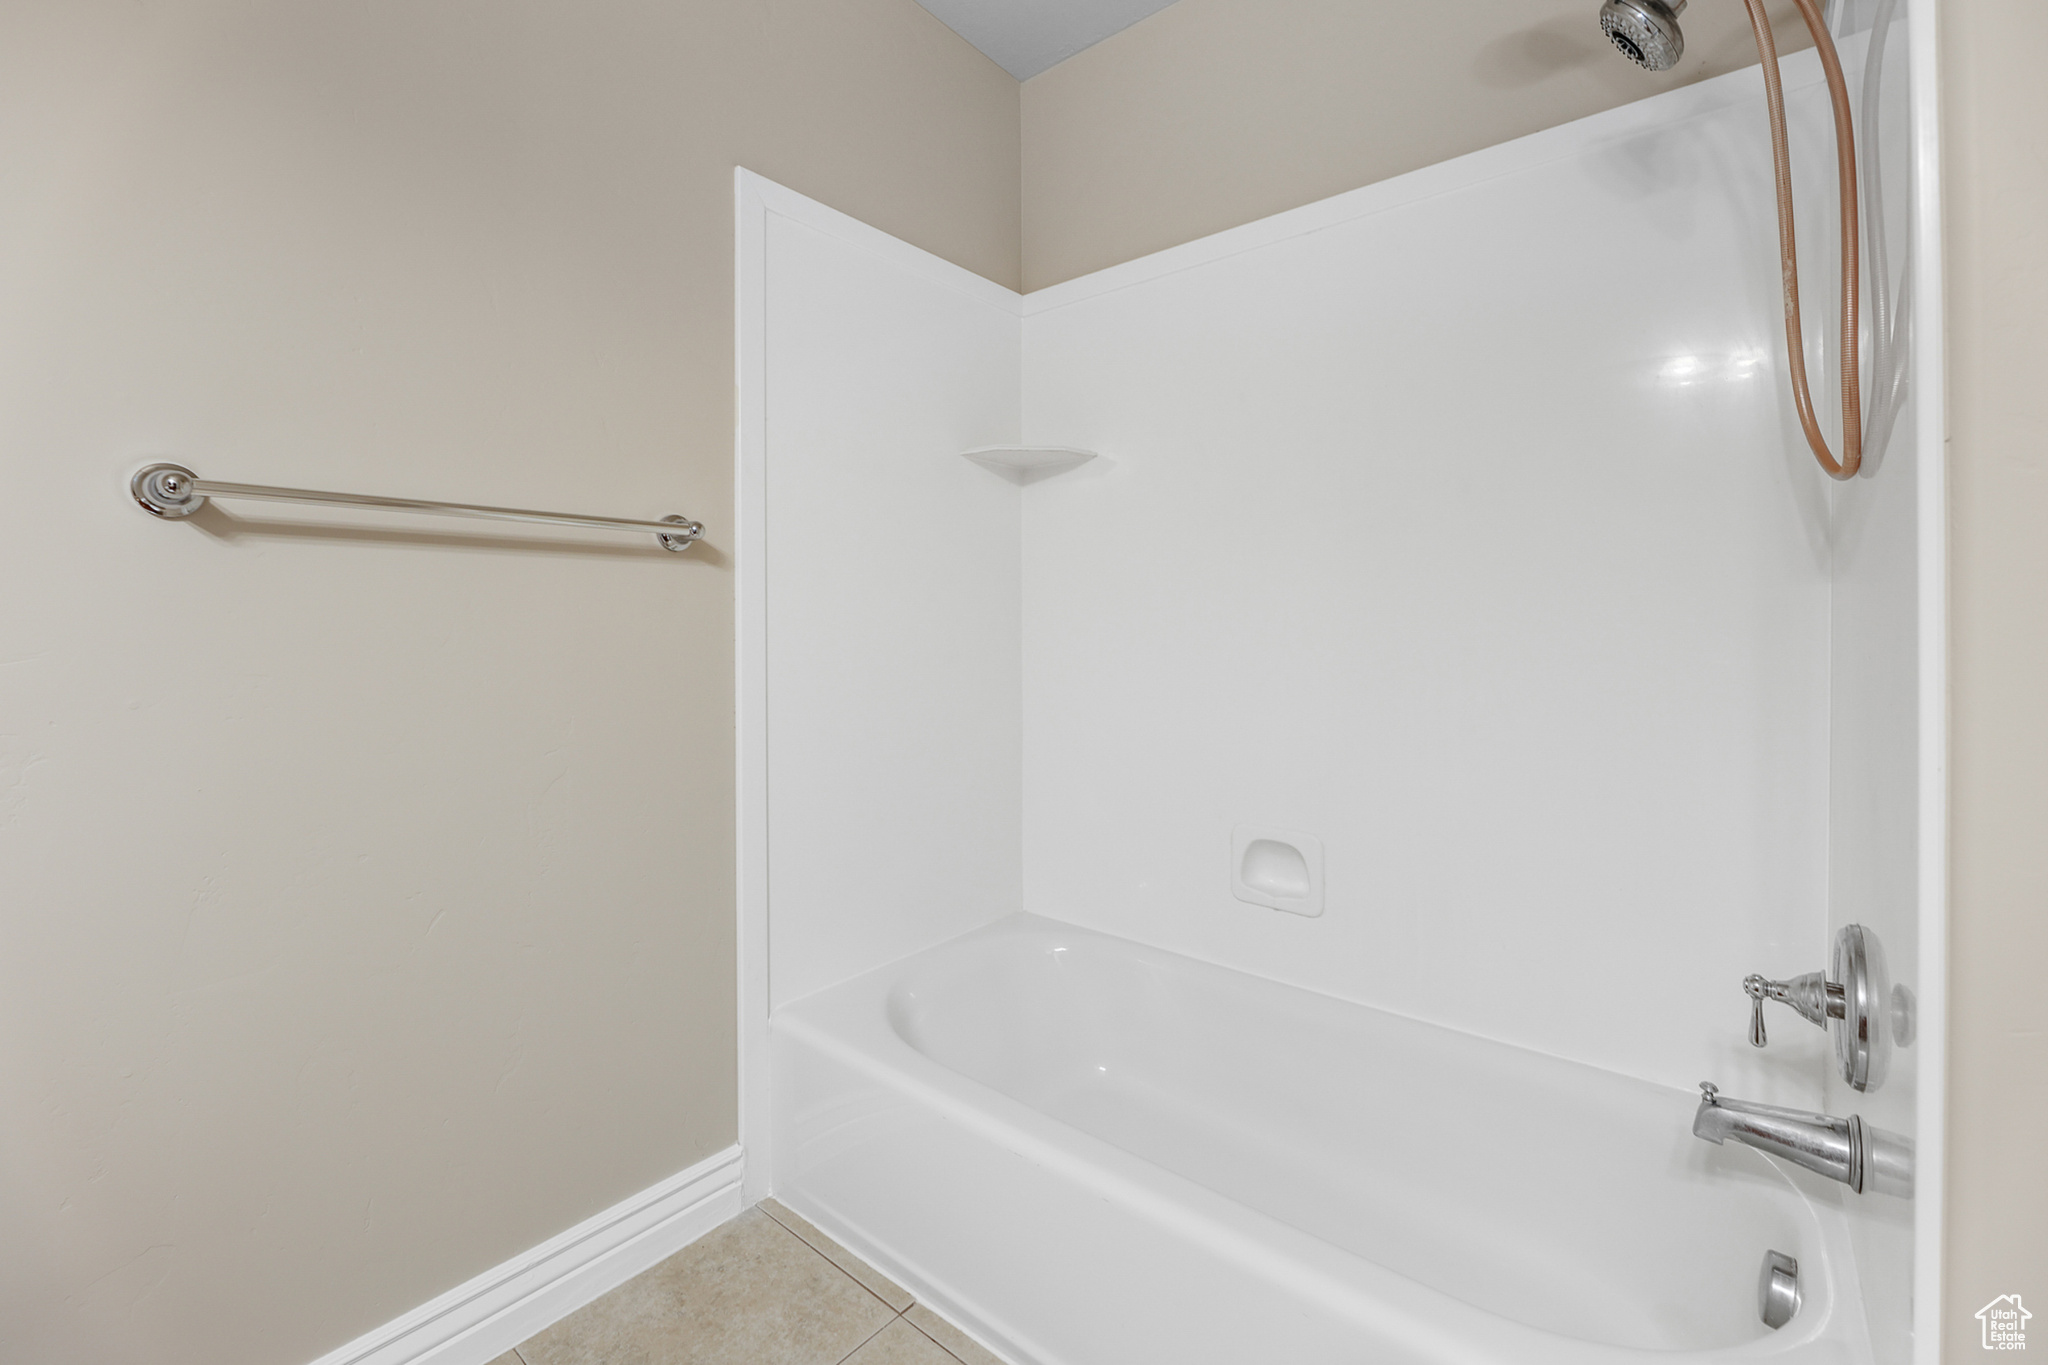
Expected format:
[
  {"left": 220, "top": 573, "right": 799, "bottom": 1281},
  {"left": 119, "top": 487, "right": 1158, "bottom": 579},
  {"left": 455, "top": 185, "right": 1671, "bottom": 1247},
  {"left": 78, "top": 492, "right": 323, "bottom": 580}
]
[{"left": 306, "top": 1145, "right": 745, "bottom": 1365}]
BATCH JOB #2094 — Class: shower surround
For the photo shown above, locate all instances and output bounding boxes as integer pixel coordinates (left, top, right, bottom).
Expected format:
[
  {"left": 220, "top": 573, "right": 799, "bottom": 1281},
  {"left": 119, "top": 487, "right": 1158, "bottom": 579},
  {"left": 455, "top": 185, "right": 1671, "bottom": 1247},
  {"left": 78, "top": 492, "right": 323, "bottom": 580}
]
[{"left": 739, "top": 19, "right": 1940, "bottom": 1364}]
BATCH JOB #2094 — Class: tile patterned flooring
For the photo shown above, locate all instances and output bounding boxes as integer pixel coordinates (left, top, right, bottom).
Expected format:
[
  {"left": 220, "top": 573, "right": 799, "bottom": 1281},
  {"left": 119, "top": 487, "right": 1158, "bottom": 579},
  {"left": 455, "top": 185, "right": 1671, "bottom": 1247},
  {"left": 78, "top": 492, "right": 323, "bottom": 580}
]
[{"left": 492, "top": 1201, "right": 1007, "bottom": 1365}]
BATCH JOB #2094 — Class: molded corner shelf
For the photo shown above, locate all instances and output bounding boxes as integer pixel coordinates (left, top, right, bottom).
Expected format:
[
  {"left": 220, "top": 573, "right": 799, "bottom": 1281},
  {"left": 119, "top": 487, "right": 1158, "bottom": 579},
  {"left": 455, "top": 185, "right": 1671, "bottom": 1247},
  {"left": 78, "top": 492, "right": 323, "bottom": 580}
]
[{"left": 961, "top": 446, "right": 1097, "bottom": 485}]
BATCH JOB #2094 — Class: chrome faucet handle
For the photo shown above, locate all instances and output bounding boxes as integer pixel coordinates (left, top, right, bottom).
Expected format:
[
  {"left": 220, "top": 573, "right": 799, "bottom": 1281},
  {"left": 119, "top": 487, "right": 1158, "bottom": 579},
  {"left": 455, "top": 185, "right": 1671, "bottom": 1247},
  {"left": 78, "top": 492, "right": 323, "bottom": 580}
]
[
  {"left": 1699, "top": 1081, "right": 1720, "bottom": 1104},
  {"left": 1743, "top": 971, "right": 1845, "bottom": 1048},
  {"left": 1739, "top": 927, "right": 1894, "bottom": 1092}
]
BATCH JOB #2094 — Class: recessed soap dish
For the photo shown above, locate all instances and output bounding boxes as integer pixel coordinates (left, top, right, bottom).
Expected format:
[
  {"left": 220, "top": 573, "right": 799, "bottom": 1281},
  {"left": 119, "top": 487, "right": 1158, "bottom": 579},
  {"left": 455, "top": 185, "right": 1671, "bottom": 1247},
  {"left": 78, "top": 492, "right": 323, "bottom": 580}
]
[
  {"left": 960, "top": 446, "right": 1097, "bottom": 484},
  {"left": 1230, "top": 825, "right": 1325, "bottom": 917}
]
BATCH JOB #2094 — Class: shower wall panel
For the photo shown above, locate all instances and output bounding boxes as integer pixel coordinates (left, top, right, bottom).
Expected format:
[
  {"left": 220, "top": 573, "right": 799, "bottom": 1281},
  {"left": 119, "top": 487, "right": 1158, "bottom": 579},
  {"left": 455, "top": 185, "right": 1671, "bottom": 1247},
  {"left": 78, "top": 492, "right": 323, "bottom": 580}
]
[
  {"left": 1018, "top": 54, "right": 1857, "bottom": 1100},
  {"left": 750, "top": 181, "right": 1026, "bottom": 1017}
]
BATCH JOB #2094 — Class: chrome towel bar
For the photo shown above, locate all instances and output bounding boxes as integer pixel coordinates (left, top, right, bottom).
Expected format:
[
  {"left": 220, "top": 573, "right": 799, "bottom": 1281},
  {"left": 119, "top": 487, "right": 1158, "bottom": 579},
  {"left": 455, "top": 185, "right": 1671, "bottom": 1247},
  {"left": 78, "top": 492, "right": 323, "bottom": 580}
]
[{"left": 129, "top": 463, "right": 703, "bottom": 551}]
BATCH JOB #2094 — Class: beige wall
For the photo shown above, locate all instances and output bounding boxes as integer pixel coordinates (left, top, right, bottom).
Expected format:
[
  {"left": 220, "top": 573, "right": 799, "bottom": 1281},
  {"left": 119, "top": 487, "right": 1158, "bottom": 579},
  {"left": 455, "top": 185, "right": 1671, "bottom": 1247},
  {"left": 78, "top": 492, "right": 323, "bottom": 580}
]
[
  {"left": 1942, "top": 0, "right": 2048, "bottom": 1354},
  {"left": 1020, "top": 0, "right": 1810, "bottom": 290},
  {"left": 0, "top": 4, "right": 1014, "bottom": 1364}
]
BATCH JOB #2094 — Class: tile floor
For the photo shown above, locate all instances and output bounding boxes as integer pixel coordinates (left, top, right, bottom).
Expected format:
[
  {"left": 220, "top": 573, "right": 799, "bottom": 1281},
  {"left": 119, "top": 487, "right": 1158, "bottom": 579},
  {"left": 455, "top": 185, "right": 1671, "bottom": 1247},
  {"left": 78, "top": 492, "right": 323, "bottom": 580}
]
[{"left": 493, "top": 1201, "right": 1007, "bottom": 1365}]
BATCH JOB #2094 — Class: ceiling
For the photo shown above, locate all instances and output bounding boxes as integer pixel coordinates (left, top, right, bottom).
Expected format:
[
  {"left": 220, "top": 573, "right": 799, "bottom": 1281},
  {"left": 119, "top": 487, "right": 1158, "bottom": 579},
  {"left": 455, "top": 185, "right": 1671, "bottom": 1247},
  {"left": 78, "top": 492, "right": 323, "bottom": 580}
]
[{"left": 913, "top": 0, "right": 1184, "bottom": 80}]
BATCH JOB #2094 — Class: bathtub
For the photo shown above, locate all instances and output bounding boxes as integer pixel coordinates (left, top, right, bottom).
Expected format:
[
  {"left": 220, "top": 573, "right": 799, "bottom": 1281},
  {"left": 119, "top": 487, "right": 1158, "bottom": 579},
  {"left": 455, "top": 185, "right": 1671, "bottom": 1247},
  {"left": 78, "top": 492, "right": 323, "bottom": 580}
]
[{"left": 768, "top": 915, "right": 1871, "bottom": 1365}]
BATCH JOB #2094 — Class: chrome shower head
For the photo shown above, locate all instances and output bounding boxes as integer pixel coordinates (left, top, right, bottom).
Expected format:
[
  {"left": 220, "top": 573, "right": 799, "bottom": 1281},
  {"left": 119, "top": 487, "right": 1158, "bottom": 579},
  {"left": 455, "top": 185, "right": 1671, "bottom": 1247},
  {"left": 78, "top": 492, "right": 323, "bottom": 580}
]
[{"left": 1600, "top": 0, "right": 1687, "bottom": 71}]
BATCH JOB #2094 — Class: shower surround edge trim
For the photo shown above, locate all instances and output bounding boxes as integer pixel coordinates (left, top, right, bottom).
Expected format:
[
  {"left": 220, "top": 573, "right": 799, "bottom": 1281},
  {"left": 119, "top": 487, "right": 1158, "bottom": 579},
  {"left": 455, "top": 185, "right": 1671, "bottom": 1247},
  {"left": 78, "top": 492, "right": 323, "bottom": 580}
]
[
  {"left": 297, "top": 1145, "right": 743, "bottom": 1365},
  {"left": 1903, "top": 0, "right": 1947, "bottom": 1359}
]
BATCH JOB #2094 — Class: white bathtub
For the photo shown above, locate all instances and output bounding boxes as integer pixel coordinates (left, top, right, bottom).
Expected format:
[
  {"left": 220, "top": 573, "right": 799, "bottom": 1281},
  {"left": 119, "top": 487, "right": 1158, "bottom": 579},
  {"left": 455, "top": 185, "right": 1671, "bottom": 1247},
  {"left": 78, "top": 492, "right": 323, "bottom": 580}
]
[{"left": 769, "top": 915, "right": 1871, "bottom": 1365}]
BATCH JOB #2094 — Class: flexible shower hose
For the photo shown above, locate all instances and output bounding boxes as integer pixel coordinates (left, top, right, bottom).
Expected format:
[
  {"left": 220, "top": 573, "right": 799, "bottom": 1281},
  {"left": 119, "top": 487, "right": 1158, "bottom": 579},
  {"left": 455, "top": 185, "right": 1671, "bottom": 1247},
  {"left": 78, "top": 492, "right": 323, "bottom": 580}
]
[{"left": 1740, "top": 0, "right": 1862, "bottom": 479}]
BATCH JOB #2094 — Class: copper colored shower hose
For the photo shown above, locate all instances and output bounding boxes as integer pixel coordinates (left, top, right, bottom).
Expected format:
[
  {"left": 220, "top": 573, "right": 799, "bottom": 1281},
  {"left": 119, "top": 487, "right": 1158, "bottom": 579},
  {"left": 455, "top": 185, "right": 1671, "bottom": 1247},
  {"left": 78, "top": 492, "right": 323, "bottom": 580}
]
[{"left": 1742, "top": 0, "right": 1862, "bottom": 479}]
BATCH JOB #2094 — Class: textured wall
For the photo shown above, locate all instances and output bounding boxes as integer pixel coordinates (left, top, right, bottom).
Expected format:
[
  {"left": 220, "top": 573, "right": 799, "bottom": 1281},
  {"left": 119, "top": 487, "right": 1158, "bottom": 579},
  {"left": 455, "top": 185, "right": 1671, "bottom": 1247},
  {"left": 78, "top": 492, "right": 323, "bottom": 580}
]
[
  {"left": 0, "top": 4, "right": 1015, "bottom": 1364},
  {"left": 1942, "top": 0, "right": 2048, "bottom": 1354},
  {"left": 1020, "top": 0, "right": 1812, "bottom": 290}
]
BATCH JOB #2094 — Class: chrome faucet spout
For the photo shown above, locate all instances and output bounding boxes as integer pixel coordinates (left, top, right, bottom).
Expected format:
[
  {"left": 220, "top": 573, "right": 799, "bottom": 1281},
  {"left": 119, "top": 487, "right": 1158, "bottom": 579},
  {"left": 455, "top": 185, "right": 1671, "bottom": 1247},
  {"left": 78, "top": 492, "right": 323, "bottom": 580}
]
[
  {"left": 1693, "top": 1083, "right": 1859, "bottom": 1187},
  {"left": 1691, "top": 1083, "right": 1914, "bottom": 1197}
]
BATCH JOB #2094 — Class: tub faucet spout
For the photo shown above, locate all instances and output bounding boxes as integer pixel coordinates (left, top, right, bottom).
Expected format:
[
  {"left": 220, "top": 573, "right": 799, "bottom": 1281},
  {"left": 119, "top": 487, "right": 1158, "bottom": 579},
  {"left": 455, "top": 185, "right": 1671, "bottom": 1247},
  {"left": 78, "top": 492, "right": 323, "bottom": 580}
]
[{"left": 1692, "top": 1083, "right": 1913, "bottom": 1197}]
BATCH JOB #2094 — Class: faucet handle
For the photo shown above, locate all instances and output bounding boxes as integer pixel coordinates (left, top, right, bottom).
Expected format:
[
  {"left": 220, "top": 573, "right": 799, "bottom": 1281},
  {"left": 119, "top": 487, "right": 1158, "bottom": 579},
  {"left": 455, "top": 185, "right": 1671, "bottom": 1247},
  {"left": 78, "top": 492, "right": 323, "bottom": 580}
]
[
  {"left": 1741, "top": 927, "right": 1892, "bottom": 1094},
  {"left": 1744, "top": 970, "right": 1843, "bottom": 1048},
  {"left": 1744, "top": 978, "right": 1770, "bottom": 1046},
  {"left": 1699, "top": 1081, "right": 1720, "bottom": 1104}
]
